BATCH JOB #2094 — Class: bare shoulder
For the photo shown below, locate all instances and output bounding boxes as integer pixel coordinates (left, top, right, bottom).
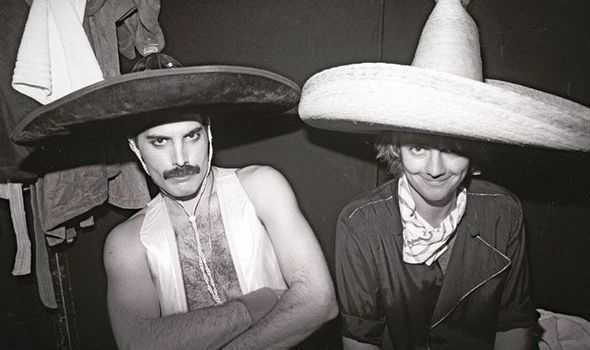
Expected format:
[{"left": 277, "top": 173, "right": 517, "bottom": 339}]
[
  {"left": 104, "top": 208, "right": 148, "bottom": 267},
  {"left": 106, "top": 208, "right": 146, "bottom": 247},
  {"left": 235, "top": 165, "right": 286, "bottom": 183},
  {"left": 235, "top": 165, "right": 293, "bottom": 200}
]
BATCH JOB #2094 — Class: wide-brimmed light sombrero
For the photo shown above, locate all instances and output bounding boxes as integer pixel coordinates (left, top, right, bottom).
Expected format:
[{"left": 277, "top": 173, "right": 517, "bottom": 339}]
[
  {"left": 298, "top": 0, "right": 589, "bottom": 152},
  {"left": 12, "top": 65, "right": 300, "bottom": 145}
]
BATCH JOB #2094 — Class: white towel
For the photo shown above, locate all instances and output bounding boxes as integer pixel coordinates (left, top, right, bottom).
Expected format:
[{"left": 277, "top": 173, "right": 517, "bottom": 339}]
[{"left": 12, "top": 0, "right": 103, "bottom": 104}]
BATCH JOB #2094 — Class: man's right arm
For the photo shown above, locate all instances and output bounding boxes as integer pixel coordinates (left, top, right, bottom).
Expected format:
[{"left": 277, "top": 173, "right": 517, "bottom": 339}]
[
  {"left": 104, "top": 216, "right": 252, "bottom": 350},
  {"left": 336, "top": 213, "right": 386, "bottom": 350},
  {"left": 343, "top": 337, "right": 380, "bottom": 350}
]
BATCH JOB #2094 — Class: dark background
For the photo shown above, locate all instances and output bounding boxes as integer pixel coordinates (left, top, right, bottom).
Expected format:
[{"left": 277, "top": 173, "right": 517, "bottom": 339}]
[{"left": 1, "top": 0, "right": 589, "bottom": 349}]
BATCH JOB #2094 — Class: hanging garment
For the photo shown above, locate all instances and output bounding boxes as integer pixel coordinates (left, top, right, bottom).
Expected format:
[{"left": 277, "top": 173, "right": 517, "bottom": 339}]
[
  {"left": 0, "top": 0, "right": 40, "bottom": 182},
  {"left": 0, "top": 183, "right": 31, "bottom": 276}
]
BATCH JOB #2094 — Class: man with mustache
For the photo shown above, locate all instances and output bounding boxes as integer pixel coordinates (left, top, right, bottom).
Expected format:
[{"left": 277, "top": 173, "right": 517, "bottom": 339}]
[
  {"left": 106, "top": 113, "right": 337, "bottom": 349},
  {"left": 13, "top": 66, "right": 337, "bottom": 349}
]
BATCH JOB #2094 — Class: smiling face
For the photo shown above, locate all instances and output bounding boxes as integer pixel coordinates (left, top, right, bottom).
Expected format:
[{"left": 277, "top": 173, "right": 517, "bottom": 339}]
[
  {"left": 400, "top": 144, "right": 470, "bottom": 210},
  {"left": 133, "top": 119, "right": 209, "bottom": 200}
]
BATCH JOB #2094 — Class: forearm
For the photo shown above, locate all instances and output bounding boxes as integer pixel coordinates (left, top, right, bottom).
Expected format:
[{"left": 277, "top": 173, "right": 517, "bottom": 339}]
[
  {"left": 494, "top": 327, "right": 536, "bottom": 350},
  {"left": 111, "top": 300, "right": 251, "bottom": 350},
  {"left": 223, "top": 281, "right": 337, "bottom": 350},
  {"left": 343, "top": 337, "right": 380, "bottom": 350}
]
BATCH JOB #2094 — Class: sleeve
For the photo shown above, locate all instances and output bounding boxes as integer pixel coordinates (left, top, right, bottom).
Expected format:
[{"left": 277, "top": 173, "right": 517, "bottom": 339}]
[
  {"left": 335, "top": 213, "right": 386, "bottom": 345},
  {"left": 496, "top": 200, "right": 539, "bottom": 331}
]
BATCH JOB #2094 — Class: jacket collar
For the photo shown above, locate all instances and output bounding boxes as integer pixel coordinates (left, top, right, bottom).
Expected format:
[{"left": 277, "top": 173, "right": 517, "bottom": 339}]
[{"left": 429, "top": 201, "right": 511, "bottom": 329}]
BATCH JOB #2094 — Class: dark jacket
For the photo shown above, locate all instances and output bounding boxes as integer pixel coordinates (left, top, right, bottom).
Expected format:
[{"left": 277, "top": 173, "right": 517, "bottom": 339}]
[{"left": 336, "top": 178, "right": 538, "bottom": 349}]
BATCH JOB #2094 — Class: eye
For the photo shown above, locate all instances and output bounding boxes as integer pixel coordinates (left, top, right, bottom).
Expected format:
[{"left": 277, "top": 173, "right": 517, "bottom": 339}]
[
  {"left": 150, "top": 138, "right": 167, "bottom": 146},
  {"left": 408, "top": 145, "right": 427, "bottom": 155},
  {"left": 185, "top": 130, "right": 202, "bottom": 141},
  {"left": 440, "top": 147, "right": 458, "bottom": 154}
]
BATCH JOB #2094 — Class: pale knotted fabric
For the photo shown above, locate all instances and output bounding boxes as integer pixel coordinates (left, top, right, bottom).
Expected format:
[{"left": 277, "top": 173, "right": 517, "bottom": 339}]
[
  {"left": 398, "top": 175, "right": 467, "bottom": 266},
  {"left": 298, "top": 0, "right": 590, "bottom": 152}
]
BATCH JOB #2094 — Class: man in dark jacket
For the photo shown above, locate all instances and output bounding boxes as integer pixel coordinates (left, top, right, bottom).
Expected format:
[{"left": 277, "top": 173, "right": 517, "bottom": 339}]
[{"left": 298, "top": 0, "right": 588, "bottom": 348}]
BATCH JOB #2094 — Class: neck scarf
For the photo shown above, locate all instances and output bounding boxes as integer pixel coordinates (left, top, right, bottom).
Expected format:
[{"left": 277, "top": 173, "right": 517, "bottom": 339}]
[{"left": 398, "top": 175, "right": 467, "bottom": 266}]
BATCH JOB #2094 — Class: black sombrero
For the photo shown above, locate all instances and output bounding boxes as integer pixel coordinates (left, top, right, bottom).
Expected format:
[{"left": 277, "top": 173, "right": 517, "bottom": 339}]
[{"left": 12, "top": 65, "right": 300, "bottom": 145}]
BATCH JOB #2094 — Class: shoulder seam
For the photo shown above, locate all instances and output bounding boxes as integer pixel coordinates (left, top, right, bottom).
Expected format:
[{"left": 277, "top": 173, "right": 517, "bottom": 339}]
[
  {"left": 348, "top": 195, "right": 394, "bottom": 219},
  {"left": 467, "top": 192, "right": 516, "bottom": 203},
  {"left": 468, "top": 192, "right": 504, "bottom": 197}
]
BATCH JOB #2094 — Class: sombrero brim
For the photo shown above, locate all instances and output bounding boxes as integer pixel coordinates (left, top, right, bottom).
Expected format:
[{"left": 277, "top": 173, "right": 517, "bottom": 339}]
[
  {"left": 12, "top": 65, "right": 300, "bottom": 145},
  {"left": 299, "top": 63, "right": 590, "bottom": 152}
]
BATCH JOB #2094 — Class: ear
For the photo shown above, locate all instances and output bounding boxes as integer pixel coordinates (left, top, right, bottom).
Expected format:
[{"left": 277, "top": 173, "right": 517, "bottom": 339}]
[{"left": 128, "top": 138, "right": 150, "bottom": 175}]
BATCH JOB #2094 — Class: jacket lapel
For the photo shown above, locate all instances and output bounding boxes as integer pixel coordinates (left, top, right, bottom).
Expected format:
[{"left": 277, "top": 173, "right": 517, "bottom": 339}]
[{"left": 429, "top": 205, "right": 511, "bottom": 329}]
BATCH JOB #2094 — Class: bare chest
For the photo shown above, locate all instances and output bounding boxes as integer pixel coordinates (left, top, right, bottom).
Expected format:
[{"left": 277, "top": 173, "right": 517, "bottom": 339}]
[{"left": 165, "top": 195, "right": 242, "bottom": 310}]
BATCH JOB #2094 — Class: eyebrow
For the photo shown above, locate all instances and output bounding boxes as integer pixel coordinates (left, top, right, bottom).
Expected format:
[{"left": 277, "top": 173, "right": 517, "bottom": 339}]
[
  {"left": 185, "top": 126, "right": 204, "bottom": 137},
  {"left": 145, "top": 126, "right": 203, "bottom": 140}
]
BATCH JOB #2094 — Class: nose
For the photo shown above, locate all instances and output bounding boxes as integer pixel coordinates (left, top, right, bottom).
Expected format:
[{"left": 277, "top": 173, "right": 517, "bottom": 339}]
[
  {"left": 172, "top": 142, "right": 188, "bottom": 166},
  {"left": 425, "top": 150, "right": 446, "bottom": 178}
]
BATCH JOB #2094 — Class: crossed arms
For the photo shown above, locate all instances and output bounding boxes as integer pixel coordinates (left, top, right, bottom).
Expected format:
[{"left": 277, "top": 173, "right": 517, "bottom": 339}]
[{"left": 104, "top": 165, "right": 337, "bottom": 350}]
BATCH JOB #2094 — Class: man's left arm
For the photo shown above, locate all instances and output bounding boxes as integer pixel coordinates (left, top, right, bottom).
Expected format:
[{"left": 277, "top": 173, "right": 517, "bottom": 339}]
[
  {"left": 224, "top": 165, "right": 338, "bottom": 350},
  {"left": 495, "top": 328, "right": 536, "bottom": 350},
  {"left": 494, "top": 199, "right": 539, "bottom": 350}
]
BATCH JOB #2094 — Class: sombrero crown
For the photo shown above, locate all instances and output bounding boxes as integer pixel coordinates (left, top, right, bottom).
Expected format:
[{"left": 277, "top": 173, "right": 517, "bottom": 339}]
[{"left": 298, "top": 0, "right": 590, "bottom": 152}]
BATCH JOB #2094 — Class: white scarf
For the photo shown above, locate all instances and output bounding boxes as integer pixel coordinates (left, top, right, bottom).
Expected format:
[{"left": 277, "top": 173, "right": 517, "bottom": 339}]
[{"left": 398, "top": 175, "right": 467, "bottom": 266}]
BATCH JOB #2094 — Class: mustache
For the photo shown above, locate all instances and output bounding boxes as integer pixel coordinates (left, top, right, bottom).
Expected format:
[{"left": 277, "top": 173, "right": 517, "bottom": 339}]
[{"left": 163, "top": 164, "right": 201, "bottom": 179}]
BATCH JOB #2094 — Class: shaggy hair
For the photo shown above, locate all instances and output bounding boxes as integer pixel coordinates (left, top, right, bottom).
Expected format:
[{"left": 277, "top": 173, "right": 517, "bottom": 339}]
[{"left": 374, "top": 131, "right": 489, "bottom": 177}]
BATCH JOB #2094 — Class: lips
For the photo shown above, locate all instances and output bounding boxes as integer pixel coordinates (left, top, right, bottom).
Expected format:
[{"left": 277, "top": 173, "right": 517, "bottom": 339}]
[
  {"left": 422, "top": 177, "right": 451, "bottom": 185},
  {"left": 169, "top": 174, "right": 193, "bottom": 182}
]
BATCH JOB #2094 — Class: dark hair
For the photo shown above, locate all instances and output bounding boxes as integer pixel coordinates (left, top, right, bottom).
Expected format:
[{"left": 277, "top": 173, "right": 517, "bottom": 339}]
[
  {"left": 124, "top": 110, "right": 209, "bottom": 139},
  {"left": 374, "top": 131, "right": 489, "bottom": 176}
]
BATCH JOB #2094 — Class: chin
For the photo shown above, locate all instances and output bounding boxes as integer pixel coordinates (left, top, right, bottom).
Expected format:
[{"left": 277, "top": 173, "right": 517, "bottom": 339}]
[
  {"left": 425, "top": 197, "right": 454, "bottom": 207},
  {"left": 162, "top": 182, "right": 200, "bottom": 200},
  {"left": 422, "top": 189, "right": 458, "bottom": 205},
  {"left": 166, "top": 189, "right": 199, "bottom": 201}
]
